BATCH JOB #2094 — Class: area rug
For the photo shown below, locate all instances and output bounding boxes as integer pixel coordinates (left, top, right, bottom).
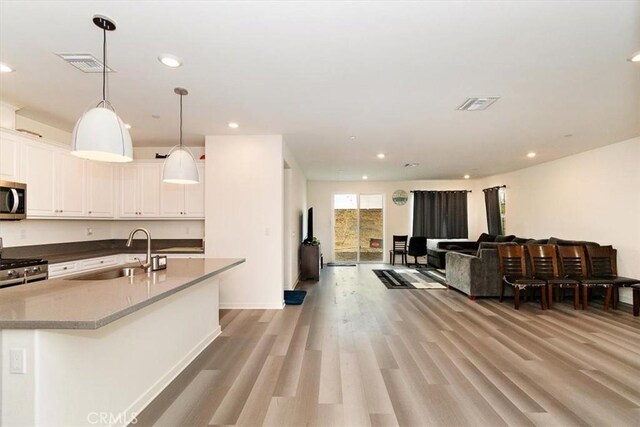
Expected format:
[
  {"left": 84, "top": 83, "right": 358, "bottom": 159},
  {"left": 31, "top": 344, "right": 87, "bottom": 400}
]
[
  {"left": 284, "top": 290, "right": 307, "bottom": 305},
  {"left": 417, "top": 268, "right": 448, "bottom": 286},
  {"left": 373, "top": 269, "right": 447, "bottom": 290}
]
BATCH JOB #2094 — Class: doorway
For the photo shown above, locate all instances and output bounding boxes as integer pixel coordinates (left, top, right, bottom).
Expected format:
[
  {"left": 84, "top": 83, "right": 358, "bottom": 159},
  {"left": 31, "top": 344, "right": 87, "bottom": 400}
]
[{"left": 333, "top": 193, "right": 384, "bottom": 263}]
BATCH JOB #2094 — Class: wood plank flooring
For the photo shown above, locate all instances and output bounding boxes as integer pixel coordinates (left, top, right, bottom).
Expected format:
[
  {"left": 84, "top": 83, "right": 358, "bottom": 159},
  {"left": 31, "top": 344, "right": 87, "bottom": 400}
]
[{"left": 134, "top": 264, "right": 640, "bottom": 426}]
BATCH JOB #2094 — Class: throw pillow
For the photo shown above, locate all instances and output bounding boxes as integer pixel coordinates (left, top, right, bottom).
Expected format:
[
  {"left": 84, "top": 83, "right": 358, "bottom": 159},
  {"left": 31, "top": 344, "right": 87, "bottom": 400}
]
[
  {"left": 495, "top": 235, "right": 516, "bottom": 242},
  {"left": 477, "top": 233, "right": 496, "bottom": 243}
]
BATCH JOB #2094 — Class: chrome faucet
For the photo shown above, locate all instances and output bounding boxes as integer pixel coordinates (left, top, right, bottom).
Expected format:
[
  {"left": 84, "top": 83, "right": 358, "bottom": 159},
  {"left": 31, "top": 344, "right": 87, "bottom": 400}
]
[{"left": 126, "top": 228, "right": 152, "bottom": 273}]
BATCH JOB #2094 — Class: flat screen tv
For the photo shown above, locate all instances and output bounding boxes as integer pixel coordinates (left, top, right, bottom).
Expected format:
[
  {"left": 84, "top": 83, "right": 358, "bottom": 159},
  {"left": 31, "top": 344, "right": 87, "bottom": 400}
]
[{"left": 305, "top": 207, "right": 313, "bottom": 244}]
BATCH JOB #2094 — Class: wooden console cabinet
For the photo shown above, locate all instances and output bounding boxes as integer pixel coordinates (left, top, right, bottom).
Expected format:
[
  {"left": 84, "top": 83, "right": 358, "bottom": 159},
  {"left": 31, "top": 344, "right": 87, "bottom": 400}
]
[{"left": 300, "top": 244, "right": 321, "bottom": 281}]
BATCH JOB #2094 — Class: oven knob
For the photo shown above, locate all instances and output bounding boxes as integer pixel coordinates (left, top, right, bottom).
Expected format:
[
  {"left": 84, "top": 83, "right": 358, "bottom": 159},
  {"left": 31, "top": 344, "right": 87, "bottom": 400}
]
[
  {"left": 31, "top": 266, "right": 41, "bottom": 273},
  {"left": 7, "top": 270, "right": 17, "bottom": 277}
]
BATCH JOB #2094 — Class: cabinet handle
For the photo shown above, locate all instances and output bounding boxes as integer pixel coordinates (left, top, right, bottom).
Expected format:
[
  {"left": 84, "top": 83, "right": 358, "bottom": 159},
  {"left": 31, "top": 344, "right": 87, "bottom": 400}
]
[
  {"left": 63, "top": 266, "right": 68, "bottom": 270},
  {"left": 88, "top": 211, "right": 92, "bottom": 214}
]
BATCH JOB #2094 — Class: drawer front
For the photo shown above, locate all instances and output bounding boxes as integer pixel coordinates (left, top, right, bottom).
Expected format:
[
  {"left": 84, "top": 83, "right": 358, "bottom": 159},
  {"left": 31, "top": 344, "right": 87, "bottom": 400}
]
[
  {"left": 49, "top": 261, "right": 79, "bottom": 278},
  {"left": 80, "top": 256, "right": 119, "bottom": 271}
]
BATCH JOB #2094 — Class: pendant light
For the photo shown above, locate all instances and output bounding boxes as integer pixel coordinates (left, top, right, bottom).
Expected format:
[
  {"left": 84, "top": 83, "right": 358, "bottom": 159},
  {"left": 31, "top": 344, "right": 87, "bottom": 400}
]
[
  {"left": 162, "top": 88, "right": 199, "bottom": 184},
  {"left": 71, "top": 15, "right": 132, "bottom": 162}
]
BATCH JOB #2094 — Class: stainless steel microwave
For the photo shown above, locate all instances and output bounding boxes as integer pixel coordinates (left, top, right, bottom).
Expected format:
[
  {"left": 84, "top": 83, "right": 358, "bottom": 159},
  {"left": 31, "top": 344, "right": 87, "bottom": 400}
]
[{"left": 0, "top": 180, "right": 27, "bottom": 220}]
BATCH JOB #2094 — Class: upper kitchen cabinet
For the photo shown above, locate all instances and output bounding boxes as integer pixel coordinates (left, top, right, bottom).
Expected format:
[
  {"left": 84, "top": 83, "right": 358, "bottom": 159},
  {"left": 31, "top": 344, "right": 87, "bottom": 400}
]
[
  {"left": 23, "top": 141, "right": 86, "bottom": 218},
  {"left": 160, "top": 163, "right": 205, "bottom": 218},
  {"left": 0, "top": 130, "right": 22, "bottom": 182},
  {"left": 86, "top": 161, "right": 115, "bottom": 218},
  {"left": 120, "top": 163, "right": 160, "bottom": 218}
]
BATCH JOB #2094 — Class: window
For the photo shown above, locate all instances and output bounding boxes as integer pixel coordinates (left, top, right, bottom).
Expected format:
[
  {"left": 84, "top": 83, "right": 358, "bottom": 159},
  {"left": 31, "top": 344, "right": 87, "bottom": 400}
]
[{"left": 499, "top": 187, "right": 507, "bottom": 234}]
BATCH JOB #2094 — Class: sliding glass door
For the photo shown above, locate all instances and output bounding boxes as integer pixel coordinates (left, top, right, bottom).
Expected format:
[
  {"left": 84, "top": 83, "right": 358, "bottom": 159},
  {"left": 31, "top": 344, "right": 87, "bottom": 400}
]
[{"left": 333, "top": 194, "right": 384, "bottom": 263}]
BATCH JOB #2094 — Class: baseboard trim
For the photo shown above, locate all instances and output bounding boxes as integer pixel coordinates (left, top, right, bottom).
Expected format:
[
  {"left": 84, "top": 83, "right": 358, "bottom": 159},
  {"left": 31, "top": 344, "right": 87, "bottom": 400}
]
[
  {"left": 219, "top": 302, "right": 285, "bottom": 309},
  {"left": 122, "top": 325, "right": 221, "bottom": 424}
]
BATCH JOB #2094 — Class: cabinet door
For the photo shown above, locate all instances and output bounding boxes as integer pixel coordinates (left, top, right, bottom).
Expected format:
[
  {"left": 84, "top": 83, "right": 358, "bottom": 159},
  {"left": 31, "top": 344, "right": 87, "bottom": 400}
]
[
  {"left": 56, "top": 152, "right": 86, "bottom": 217},
  {"left": 120, "top": 165, "right": 139, "bottom": 217},
  {"left": 184, "top": 163, "right": 205, "bottom": 218},
  {"left": 160, "top": 180, "right": 185, "bottom": 217},
  {"left": 0, "top": 132, "right": 22, "bottom": 182},
  {"left": 86, "top": 161, "right": 114, "bottom": 218},
  {"left": 24, "top": 143, "right": 56, "bottom": 216},
  {"left": 139, "top": 164, "right": 160, "bottom": 217}
]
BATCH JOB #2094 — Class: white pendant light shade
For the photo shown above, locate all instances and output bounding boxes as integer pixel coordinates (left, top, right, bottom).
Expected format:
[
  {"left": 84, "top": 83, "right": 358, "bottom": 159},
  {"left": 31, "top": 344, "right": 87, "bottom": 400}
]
[
  {"left": 162, "top": 147, "right": 199, "bottom": 184},
  {"left": 71, "top": 106, "right": 133, "bottom": 162}
]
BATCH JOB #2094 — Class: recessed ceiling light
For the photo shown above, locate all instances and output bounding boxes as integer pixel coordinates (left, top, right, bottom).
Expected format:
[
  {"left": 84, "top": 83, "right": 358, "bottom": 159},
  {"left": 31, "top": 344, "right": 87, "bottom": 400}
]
[
  {"left": 464, "top": 174, "right": 470, "bottom": 179},
  {"left": 527, "top": 152, "right": 537, "bottom": 158},
  {"left": 377, "top": 153, "right": 385, "bottom": 159},
  {"left": 362, "top": 175, "right": 368, "bottom": 180},
  {"left": 350, "top": 136, "right": 356, "bottom": 140},
  {"left": 124, "top": 123, "right": 132, "bottom": 129},
  {"left": 158, "top": 54, "right": 182, "bottom": 68},
  {"left": 228, "top": 122, "right": 239, "bottom": 129},
  {"left": 403, "top": 163, "right": 419, "bottom": 168},
  {"left": 0, "top": 62, "right": 14, "bottom": 73},
  {"left": 628, "top": 50, "right": 640, "bottom": 62}
]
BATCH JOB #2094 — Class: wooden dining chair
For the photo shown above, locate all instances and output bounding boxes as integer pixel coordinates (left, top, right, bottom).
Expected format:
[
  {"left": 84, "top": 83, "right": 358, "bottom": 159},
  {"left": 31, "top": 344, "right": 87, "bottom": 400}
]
[
  {"left": 527, "top": 244, "right": 579, "bottom": 309},
  {"left": 585, "top": 245, "right": 640, "bottom": 310},
  {"left": 497, "top": 245, "right": 547, "bottom": 310},
  {"left": 556, "top": 245, "right": 612, "bottom": 310},
  {"left": 389, "top": 235, "right": 408, "bottom": 265}
]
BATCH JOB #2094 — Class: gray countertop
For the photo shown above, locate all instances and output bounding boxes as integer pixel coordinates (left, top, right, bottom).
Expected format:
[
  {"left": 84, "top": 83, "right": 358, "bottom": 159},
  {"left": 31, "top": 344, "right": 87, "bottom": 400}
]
[{"left": 0, "top": 258, "right": 244, "bottom": 330}]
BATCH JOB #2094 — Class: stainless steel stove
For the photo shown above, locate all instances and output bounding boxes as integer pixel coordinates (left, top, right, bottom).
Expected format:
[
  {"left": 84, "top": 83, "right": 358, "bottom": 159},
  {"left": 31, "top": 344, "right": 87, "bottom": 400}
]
[{"left": 0, "top": 238, "right": 49, "bottom": 288}]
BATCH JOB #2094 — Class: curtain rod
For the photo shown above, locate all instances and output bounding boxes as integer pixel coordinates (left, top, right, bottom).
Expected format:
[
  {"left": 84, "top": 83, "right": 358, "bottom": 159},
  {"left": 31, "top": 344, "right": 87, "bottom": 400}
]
[
  {"left": 482, "top": 185, "right": 507, "bottom": 191},
  {"left": 410, "top": 190, "right": 472, "bottom": 193}
]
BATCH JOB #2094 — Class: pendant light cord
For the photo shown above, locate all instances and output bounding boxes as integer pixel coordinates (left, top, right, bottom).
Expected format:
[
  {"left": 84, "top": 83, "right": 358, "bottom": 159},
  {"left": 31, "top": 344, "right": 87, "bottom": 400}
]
[
  {"left": 179, "top": 93, "right": 183, "bottom": 148},
  {"left": 102, "top": 28, "right": 107, "bottom": 102}
]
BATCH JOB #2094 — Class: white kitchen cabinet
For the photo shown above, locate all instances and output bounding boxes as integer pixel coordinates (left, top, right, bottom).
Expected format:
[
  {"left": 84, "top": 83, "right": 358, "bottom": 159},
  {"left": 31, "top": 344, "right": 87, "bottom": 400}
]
[
  {"left": 23, "top": 142, "right": 56, "bottom": 216},
  {"left": 160, "top": 163, "right": 205, "bottom": 218},
  {"left": 0, "top": 131, "right": 22, "bottom": 182},
  {"left": 56, "top": 152, "right": 86, "bottom": 217},
  {"left": 23, "top": 142, "right": 86, "bottom": 218},
  {"left": 48, "top": 261, "right": 79, "bottom": 278},
  {"left": 86, "top": 161, "right": 115, "bottom": 218},
  {"left": 119, "top": 163, "right": 160, "bottom": 218},
  {"left": 49, "top": 255, "right": 120, "bottom": 279}
]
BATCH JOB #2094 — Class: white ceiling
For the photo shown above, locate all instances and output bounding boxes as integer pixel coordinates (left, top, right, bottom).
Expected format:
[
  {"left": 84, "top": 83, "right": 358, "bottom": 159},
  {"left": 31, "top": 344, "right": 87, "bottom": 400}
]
[{"left": 1, "top": 1, "right": 639, "bottom": 181}]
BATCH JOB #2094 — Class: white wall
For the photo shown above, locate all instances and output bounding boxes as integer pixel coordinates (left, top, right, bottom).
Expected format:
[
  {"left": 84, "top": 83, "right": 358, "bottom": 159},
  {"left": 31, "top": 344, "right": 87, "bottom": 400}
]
[
  {"left": 477, "top": 136, "right": 640, "bottom": 303},
  {"left": 283, "top": 143, "right": 307, "bottom": 289},
  {"left": 205, "top": 135, "right": 284, "bottom": 308},
  {"left": 307, "top": 179, "right": 480, "bottom": 263}
]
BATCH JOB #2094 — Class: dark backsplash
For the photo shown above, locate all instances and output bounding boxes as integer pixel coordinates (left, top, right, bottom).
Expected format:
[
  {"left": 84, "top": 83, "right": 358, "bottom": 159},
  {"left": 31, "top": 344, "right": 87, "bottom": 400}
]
[{"left": 1, "top": 239, "right": 203, "bottom": 260}]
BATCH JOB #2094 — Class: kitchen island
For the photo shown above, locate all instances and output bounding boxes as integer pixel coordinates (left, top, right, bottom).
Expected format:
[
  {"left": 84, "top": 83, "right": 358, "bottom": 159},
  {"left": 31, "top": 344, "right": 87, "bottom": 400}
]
[{"left": 0, "top": 257, "right": 244, "bottom": 426}]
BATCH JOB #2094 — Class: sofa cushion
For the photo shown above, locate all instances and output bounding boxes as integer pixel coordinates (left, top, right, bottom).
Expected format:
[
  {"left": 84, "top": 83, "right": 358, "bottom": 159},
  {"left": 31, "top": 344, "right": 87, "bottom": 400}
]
[
  {"left": 494, "top": 235, "right": 516, "bottom": 243},
  {"left": 477, "top": 233, "right": 496, "bottom": 243},
  {"left": 476, "top": 241, "right": 517, "bottom": 256},
  {"left": 445, "top": 244, "right": 464, "bottom": 250},
  {"left": 530, "top": 239, "right": 549, "bottom": 244},
  {"left": 548, "top": 237, "right": 600, "bottom": 247},
  {"left": 512, "top": 237, "right": 532, "bottom": 244}
]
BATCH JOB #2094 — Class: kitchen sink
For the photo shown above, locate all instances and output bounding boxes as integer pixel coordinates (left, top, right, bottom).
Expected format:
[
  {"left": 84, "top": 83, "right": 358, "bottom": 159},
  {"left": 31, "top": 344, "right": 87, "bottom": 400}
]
[{"left": 67, "top": 267, "right": 143, "bottom": 281}]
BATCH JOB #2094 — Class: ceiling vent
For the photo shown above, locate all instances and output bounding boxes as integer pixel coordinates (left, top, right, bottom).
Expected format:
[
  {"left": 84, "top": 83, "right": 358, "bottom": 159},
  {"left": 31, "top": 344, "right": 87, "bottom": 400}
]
[
  {"left": 56, "top": 53, "right": 114, "bottom": 73},
  {"left": 403, "top": 163, "right": 419, "bottom": 168},
  {"left": 456, "top": 97, "right": 499, "bottom": 111}
]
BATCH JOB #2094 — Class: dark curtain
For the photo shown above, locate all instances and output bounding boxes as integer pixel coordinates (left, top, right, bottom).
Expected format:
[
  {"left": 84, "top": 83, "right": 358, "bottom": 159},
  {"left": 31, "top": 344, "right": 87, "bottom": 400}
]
[
  {"left": 484, "top": 186, "right": 503, "bottom": 235},
  {"left": 412, "top": 191, "right": 469, "bottom": 238}
]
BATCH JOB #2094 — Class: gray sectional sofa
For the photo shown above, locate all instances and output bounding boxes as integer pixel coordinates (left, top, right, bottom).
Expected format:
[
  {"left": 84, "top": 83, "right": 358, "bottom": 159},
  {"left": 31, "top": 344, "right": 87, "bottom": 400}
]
[{"left": 444, "top": 235, "right": 601, "bottom": 299}]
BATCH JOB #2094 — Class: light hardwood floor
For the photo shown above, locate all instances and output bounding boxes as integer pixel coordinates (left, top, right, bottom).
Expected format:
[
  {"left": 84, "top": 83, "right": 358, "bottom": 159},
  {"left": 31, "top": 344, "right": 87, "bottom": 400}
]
[{"left": 135, "top": 264, "right": 640, "bottom": 426}]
